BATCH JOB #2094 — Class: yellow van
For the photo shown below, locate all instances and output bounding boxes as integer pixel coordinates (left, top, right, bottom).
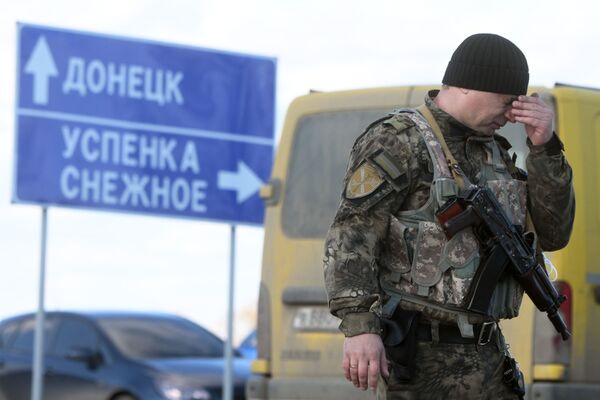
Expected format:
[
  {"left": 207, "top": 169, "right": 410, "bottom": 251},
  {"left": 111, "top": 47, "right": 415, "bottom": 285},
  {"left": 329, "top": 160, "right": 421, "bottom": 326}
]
[{"left": 247, "top": 84, "right": 600, "bottom": 400}]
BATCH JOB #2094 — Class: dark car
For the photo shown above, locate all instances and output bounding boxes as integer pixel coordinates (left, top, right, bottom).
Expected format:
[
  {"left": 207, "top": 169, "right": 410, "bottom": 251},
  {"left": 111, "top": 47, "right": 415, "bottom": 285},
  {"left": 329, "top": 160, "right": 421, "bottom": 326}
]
[{"left": 0, "top": 311, "right": 250, "bottom": 400}]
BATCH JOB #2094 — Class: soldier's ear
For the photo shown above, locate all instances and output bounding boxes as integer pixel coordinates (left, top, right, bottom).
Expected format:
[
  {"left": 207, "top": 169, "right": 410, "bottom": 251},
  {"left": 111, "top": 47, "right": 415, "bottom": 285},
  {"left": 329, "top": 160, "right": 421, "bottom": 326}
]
[{"left": 458, "top": 87, "right": 470, "bottom": 95}]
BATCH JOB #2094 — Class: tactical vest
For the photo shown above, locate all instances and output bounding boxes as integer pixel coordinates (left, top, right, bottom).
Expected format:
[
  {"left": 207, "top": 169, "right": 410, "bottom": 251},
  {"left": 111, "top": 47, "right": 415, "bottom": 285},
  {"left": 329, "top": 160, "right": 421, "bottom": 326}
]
[{"left": 379, "top": 109, "right": 527, "bottom": 336}]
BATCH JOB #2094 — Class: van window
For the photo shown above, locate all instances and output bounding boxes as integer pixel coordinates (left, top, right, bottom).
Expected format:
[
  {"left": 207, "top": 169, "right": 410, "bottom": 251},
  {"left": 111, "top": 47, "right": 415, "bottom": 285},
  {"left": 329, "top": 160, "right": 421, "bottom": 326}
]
[
  {"left": 497, "top": 122, "right": 529, "bottom": 170},
  {"left": 595, "top": 115, "right": 600, "bottom": 224},
  {"left": 282, "top": 109, "right": 390, "bottom": 238}
]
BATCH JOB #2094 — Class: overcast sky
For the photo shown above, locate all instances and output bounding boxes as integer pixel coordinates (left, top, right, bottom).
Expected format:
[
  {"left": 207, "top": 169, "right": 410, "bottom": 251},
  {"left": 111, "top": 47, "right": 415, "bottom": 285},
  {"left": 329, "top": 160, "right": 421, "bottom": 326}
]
[{"left": 1, "top": 0, "right": 598, "bottom": 342}]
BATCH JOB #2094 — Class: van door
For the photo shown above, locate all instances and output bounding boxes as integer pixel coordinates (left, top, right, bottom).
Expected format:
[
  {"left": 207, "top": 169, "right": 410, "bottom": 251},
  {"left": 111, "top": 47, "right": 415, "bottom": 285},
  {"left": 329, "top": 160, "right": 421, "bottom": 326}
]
[{"left": 525, "top": 86, "right": 600, "bottom": 398}]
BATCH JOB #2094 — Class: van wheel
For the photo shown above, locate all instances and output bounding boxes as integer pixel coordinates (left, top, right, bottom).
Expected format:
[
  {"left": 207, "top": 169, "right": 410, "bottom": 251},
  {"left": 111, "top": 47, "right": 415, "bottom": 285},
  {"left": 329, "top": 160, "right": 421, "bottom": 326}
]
[{"left": 112, "top": 395, "right": 137, "bottom": 400}]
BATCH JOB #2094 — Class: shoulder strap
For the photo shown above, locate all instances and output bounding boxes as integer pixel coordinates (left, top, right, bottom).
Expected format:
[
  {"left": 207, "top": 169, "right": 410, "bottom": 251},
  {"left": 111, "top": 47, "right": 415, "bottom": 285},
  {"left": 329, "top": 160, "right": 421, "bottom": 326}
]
[{"left": 415, "top": 104, "right": 471, "bottom": 190}]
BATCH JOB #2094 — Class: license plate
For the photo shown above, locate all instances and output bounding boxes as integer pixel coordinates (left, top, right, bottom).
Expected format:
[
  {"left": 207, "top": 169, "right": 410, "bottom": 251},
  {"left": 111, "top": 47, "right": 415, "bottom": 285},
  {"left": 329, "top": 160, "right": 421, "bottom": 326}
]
[{"left": 292, "top": 307, "right": 339, "bottom": 331}]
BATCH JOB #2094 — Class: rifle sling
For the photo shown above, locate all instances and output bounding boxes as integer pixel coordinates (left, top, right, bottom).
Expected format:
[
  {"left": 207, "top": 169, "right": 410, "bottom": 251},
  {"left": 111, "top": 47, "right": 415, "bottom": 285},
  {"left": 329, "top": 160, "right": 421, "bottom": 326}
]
[{"left": 416, "top": 104, "right": 469, "bottom": 190}]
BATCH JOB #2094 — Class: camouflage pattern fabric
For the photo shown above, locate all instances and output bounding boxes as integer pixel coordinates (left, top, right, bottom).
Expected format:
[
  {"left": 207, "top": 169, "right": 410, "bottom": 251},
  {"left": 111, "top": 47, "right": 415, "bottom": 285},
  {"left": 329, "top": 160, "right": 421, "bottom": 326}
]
[
  {"left": 324, "top": 90, "right": 575, "bottom": 337},
  {"left": 388, "top": 108, "right": 514, "bottom": 316},
  {"left": 526, "top": 134, "right": 576, "bottom": 250},
  {"left": 376, "top": 340, "right": 520, "bottom": 400},
  {"left": 487, "top": 180, "right": 527, "bottom": 225},
  {"left": 410, "top": 221, "right": 445, "bottom": 288}
]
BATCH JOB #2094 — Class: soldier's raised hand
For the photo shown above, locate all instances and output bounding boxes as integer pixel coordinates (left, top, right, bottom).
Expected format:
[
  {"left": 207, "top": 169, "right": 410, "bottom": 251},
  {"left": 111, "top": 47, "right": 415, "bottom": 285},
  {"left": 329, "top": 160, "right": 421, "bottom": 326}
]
[{"left": 505, "top": 93, "right": 554, "bottom": 145}]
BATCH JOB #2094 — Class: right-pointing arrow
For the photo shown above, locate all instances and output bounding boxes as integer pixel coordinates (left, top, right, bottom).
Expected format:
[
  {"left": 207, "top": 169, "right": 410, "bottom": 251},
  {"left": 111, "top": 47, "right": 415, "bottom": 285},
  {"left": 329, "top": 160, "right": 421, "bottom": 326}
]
[
  {"left": 24, "top": 36, "right": 58, "bottom": 105},
  {"left": 218, "top": 162, "right": 263, "bottom": 203}
]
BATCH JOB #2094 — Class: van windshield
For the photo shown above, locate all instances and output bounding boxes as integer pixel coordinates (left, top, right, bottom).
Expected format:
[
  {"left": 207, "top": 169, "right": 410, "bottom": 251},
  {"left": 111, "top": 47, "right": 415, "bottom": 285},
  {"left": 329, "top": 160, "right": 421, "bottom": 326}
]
[{"left": 282, "top": 109, "right": 390, "bottom": 238}]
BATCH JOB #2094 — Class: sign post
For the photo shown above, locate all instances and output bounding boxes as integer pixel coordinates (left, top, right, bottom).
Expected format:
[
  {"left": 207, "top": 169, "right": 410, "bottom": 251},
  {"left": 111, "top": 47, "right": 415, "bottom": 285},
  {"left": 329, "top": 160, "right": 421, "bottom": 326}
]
[
  {"left": 15, "top": 23, "right": 276, "bottom": 400},
  {"left": 31, "top": 207, "right": 48, "bottom": 400},
  {"left": 224, "top": 225, "right": 237, "bottom": 400}
]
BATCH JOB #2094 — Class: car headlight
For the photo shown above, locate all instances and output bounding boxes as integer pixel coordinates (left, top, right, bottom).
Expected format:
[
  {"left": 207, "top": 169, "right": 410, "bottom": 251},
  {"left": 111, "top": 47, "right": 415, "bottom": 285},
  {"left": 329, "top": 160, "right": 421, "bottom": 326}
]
[{"left": 156, "top": 376, "right": 211, "bottom": 400}]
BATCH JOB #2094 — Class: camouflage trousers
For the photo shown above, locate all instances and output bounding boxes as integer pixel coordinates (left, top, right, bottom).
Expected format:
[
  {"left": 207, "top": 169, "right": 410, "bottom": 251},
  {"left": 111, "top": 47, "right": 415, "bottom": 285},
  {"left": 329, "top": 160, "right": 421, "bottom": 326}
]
[{"left": 376, "top": 339, "right": 520, "bottom": 400}]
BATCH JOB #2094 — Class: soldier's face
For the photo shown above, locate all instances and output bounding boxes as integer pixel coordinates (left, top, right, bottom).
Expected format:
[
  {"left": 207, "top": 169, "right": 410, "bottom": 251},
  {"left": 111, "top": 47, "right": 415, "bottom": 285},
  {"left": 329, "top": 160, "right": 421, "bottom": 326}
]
[{"left": 461, "top": 90, "right": 517, "bottom": 135}]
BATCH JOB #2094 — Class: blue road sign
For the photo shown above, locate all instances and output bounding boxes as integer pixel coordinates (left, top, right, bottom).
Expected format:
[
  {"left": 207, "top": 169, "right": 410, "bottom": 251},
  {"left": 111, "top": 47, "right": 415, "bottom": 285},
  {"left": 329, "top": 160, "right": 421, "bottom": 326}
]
[{"left": 14, "top": 23, "right": 276, "bottom": 225}]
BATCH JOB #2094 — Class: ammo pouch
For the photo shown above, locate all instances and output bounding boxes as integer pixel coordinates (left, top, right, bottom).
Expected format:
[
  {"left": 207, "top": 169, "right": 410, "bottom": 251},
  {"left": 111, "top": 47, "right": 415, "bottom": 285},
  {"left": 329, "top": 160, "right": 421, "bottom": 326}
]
[{"left": 381, "top": 309, "right": 420, "bottom": 383}]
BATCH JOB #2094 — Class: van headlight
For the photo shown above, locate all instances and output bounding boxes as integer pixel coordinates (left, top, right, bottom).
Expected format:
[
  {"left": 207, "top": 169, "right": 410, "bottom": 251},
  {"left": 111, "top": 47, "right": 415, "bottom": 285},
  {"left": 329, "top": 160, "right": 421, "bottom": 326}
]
[{"left": 156, "top": 376, "right": 211, "bottom": 400}]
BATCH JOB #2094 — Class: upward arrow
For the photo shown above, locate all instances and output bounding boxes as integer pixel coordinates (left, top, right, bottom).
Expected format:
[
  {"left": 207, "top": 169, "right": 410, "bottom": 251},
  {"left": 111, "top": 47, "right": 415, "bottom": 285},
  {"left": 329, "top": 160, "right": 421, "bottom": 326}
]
[
  {"left": 24, "top": 36, "right": 58, "bottom": 105},
  {"left": 218, "top": 162, "right": 263, "bottom": 203}
]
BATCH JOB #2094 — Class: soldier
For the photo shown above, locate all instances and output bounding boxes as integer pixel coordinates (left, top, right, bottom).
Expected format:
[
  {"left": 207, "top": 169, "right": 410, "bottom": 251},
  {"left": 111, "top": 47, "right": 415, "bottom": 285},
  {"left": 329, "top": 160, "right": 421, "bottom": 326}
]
[{"left": 323, "top": 33, "right": 575, "bottom": 399}]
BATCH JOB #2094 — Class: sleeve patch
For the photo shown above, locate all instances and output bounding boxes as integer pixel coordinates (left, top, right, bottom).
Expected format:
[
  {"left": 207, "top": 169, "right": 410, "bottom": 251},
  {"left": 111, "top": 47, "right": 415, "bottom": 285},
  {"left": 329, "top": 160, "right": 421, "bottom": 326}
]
[{"left": 345, "top": 162, "right": 385, "bottom": 199}]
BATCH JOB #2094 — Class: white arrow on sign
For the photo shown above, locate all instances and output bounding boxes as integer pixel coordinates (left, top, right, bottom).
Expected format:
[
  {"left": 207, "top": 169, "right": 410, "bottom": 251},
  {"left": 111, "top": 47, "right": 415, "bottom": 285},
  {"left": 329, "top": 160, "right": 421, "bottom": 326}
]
[
  {"left": 218, "top": 161, "right": 263, "bottom": 203},
  {"left": 24, "top": 36, "right": 58, "bottom": 105}
]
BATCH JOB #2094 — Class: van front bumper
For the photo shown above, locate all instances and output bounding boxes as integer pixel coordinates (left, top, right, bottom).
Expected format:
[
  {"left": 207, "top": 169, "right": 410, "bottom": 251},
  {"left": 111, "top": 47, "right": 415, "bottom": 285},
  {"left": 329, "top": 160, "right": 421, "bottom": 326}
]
[{"left": 528, "top": 382, "right": 600, "bottom": 399}]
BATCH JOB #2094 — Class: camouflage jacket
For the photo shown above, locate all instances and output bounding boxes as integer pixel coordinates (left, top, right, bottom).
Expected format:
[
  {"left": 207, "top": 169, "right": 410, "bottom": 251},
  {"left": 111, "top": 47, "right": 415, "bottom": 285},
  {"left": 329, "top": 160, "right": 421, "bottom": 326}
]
[{"left": 323, "top": 91, "right": 576, "bottom": 337}]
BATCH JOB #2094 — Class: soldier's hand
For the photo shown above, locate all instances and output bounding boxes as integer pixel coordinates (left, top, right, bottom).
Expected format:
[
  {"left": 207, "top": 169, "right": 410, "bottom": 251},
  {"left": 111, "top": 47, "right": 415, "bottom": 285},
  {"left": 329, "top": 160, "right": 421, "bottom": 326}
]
[
  {"left": 342, "top": 333, "right": 389, "bottom": 391},
  {"left": 505, "top": 93, "right": 554, "bottom": 145}
]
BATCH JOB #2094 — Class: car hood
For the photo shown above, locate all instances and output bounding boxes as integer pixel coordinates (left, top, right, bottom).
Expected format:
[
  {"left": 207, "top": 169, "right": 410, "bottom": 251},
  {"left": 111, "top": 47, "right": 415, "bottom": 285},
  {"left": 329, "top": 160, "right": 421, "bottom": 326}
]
[{"left": 144, "top": 357, "right": 252, "bottom": 386}]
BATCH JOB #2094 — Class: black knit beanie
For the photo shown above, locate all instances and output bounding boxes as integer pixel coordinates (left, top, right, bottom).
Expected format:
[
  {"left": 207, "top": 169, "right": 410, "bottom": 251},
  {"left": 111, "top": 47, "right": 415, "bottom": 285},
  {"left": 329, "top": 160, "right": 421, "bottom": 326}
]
[{"left": 442, "top": 33, "right": 529, "bottom": 96}]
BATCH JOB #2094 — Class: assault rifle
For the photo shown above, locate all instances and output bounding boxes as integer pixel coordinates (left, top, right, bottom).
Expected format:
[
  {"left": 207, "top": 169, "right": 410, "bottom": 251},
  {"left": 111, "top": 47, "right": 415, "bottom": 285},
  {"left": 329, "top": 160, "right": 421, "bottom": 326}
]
[{"left": 435, "top": 185, "right": 571, "bottom": 340}]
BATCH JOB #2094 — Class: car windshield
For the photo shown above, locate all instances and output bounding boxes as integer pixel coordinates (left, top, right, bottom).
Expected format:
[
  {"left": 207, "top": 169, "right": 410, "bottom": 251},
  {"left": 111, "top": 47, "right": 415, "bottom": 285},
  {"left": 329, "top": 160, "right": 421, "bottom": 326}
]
[{"left": 97, "top": 316, "right": 224, "bottom": 360}]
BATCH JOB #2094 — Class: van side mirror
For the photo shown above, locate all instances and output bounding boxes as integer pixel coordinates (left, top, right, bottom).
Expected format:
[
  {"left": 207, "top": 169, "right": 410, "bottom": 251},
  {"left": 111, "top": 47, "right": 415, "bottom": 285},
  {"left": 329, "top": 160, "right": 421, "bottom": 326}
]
[{"left": 259, "top": 178, "right": 281, "bottom": 206}]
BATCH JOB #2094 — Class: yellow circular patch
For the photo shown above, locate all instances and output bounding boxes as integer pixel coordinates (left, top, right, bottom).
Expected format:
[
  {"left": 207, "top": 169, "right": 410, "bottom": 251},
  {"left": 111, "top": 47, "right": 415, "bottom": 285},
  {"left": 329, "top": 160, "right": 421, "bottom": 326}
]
[{"left": 345, "top": 162, "right": 384, "bottom": 199}]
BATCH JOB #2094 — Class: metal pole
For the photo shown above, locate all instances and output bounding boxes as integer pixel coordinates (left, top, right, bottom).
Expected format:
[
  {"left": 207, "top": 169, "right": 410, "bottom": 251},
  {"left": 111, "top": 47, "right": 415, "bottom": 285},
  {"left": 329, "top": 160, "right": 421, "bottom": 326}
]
[
  {"left": 223, "top": 224, "right": 236, "bottom": 400},
  {"left": 31, "top": 207, "right": 48, "bottom": 400}
]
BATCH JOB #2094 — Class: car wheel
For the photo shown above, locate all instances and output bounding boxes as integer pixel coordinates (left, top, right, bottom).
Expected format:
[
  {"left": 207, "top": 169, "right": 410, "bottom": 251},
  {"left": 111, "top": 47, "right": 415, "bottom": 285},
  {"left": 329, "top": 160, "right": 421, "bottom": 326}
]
[{"left": 112, "top": 395, "right": 137, "bottom": 400}]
